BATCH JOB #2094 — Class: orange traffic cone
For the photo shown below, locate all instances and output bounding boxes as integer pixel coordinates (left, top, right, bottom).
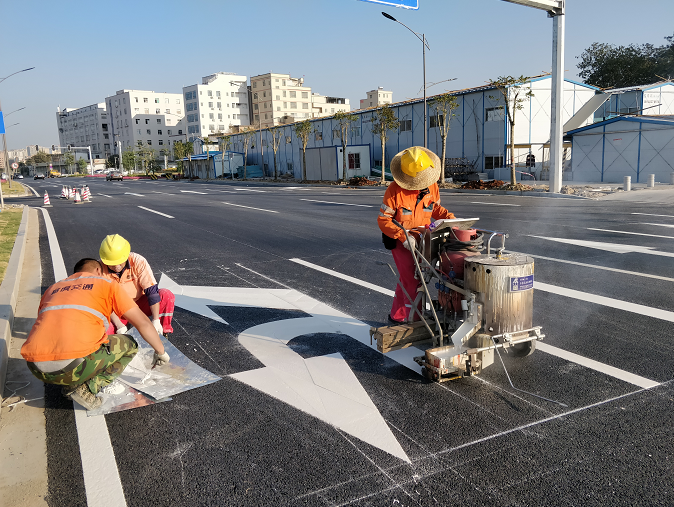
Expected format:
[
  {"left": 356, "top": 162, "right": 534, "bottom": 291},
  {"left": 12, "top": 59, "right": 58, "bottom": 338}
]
[
  {"left": 82, "top": 186, "right": 92, "bottom": 202},
  {"left": 43, "top": 191, "right": 52, "bottom": 207},
  {"left": 73, "top": 189, "right": 83, "bottom": 204}
]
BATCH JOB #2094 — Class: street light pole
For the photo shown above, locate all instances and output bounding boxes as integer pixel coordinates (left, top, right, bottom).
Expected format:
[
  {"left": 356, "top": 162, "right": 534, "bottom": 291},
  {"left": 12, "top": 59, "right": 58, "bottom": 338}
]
[{"left": 382, "top": 12, "right": 430, "bottom": 148}]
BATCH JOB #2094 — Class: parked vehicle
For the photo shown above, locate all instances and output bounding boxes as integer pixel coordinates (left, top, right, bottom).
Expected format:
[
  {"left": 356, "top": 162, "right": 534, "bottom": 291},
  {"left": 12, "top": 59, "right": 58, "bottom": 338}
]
[
  {"left": 14, "top": 174, "right": 24, "bottom": 179},
  {"left": 106, "top": 171, "right": 123, "bottom": 181},
  {"left": 34, "top": 173, "right": 45, "bottom": 180}
]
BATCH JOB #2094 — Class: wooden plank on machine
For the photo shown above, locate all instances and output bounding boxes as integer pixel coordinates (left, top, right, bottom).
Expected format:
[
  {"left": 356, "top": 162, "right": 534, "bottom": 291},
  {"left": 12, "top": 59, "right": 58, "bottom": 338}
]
[{"left": 371, "top": 321, "right": 433, "bottom": 353}]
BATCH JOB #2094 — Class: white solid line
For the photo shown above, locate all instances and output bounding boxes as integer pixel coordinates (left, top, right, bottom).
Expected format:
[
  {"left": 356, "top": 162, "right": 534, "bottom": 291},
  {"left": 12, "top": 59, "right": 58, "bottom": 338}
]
[
  {"left": 300, "top": 198, "right": 375, "bottom": 208},
  {"left": 124, "top": 192, "right": 145, "bottom": 197},
  {"left": 180, "top": 190, "right": 208, "bottom": 194},
  {"left": 234, "top": 263, "right": 293, "bottom": 289},
  {"left": 632, "top": 212, "right": 674, "bottom": 218},
  {"left": 642, "top": 222, "right": 674, "bottom": 229},
  {"left": 536, "top": 343, "right": 659, "bottom": 389},
  {"left": 98, "top": 193, "right": 113, "bottom": 198},
  {"left": 534, "top": 281, "right": 674, "bottom": 323},
  {"left": 37, "top": 208, "right": 127, "bottom": 507},
  {"left": 290, "top": 258, "right": 395, "bottom": 296},
  {"left": 293, "top": 257, "right": 661, "bottom": 388},
  {"left": 137, "top": 206, "right": 174, "bottom": 218},
  {"left": 221, "top": 202, "right": 278, "bottom": 213},
  {"left": 24, "top": 184, "right": 40, "bottom": 196},
  {"left": 152, "top": 191, "right": 172, "bottom": 195},
  {"left": 587, "top": 227, "right": 674, "bottom": 240},
  {"left": 470, "top": 201, "right": 520, "bottom": 206},
  {"left": 233, "top": 187, "right": 266, "bottom": 192}
]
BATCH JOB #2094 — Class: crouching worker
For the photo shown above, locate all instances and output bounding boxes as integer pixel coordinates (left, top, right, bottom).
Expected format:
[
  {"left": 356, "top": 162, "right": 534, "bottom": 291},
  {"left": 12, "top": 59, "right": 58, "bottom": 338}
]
[
  {"left": 378, "top": 147, "right": 456, "bottom": 324},
  {"left": 21, "top": 258, "right": 170, "bottom": 410},
  {"left": 99, "top": 234, "right": 175, "bottom": 337}
]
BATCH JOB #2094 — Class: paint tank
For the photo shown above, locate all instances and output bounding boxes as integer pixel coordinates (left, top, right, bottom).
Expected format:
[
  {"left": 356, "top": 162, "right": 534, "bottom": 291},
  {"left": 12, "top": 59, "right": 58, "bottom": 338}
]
[{"left": 463, "top": 254, "right": 534, "bottom": 335}]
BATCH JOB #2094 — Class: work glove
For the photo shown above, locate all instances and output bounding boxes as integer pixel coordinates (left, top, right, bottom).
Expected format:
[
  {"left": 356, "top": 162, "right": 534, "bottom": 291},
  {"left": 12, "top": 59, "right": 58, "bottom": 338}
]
[
  {"left": 152, "top": 350, "right": 170, "bottom": 367},
  {"left": 403, "top": 235, "right": 416, "bottom": 252},
  {"left": 152, "top": 319, "right": 163, "bottom": 335},
  {"left": 116, "top": 325, "right": 128, "bottom": 335}
]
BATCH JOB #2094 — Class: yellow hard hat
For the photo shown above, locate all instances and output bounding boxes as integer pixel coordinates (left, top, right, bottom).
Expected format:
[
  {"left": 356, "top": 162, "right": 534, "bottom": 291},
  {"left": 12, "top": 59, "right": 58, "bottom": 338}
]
[
  {"left": 400, "top": 147, "right": 434, "bottom": 178},
  {"left": 99, "top": 234, "right": 130, "bottom": 266}
]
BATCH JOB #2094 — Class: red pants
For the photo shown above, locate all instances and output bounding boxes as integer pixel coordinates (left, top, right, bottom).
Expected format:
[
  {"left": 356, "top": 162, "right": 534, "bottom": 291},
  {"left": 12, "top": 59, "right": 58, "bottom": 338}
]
[
  {"left": 107, "top": 288, "right": 175, "bottom": 334},
  {"left": 390, "top": 241, "right": 421, "bottom": 322}
]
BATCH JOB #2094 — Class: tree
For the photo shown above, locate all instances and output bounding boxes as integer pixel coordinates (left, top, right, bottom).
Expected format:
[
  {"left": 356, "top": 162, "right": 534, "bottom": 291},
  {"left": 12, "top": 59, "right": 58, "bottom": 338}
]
[
  {"left": 135, "top": 142, "right": 156, "bottom": 174},
  {"left": 63, "top": 152, "right": 75, "bottom": 174},
  {"left": 106, "top": 155, "right": 119, "bottom": 169},
  {"left": 122, "top": 147, "right": 136, "bottom": 173},
  {"left": 269, "top": 127, "right": 282, "bottom": 180},
  {"left": 218, "top": 135, "right": 232, "bottom": 179},
  {"left": 240, "top": 128, "right": 256, "bottom": 180},
  {"left": 489, "top": 76, "right": 534, "bottom": 185},
  {"left": 333, "top": 111, "right": 358, "bottom": 183},
  {"left": 576, "top": 42, "right": 660, "bottom": 89},
  {"left": 28, "top": 151, "right": 50, "bottom": 164},
  {"left": 294, "top": 120, "right": 312, "bottom": 181},
  {"left": 76, "top": 158, "right": 88, "bottom": 173},
  {"left": 173, "top": 141, "right": 193, "bottom": 174},
  {"left": 370, "top": 105, "right": 399, "bottom": 184},
  {"left": 430, "top": 94, "right": 460, "bottom": 184}
]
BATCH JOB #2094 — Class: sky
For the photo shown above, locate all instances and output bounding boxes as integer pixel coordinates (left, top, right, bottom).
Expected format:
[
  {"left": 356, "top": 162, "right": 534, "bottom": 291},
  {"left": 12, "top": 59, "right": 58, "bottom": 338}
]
[{"left": 1, "top": 0, "right": 673, "bottom": 151}]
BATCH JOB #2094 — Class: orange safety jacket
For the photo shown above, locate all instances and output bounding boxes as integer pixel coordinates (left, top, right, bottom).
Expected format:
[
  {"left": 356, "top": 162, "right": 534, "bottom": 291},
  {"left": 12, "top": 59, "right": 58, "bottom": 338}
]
[
  {"left": 378, "top": 181, "right": 455, "bottom": 241},
  {"left": 102, "top": 252, "right": 157, "bottom": 302},
  {"left": 21, "top": 273, "right": 137, "bottom": 362}
]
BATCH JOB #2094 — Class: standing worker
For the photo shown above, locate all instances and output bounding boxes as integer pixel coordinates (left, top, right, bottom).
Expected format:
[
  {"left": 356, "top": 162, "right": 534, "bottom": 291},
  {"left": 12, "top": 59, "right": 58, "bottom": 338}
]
[
  {"left": 378, "top": 147, "right": 456, "bottom": 323},
  {"left": 21, "top": 258, "right": 170, "bottom": 410},
  {"left": 99, "top": 234, "right": 175, "bottom": 337}
]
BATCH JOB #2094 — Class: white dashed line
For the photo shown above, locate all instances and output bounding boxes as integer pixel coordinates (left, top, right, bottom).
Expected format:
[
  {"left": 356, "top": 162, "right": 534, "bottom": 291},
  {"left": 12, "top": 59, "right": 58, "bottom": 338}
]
[
  {"left": 470, "top": 202, "right": 521, "bottom": 206},
  {"left": 631, "top": 212, "right": 674, "bottom": 218},
  {"left": 137, "top": 206, "right": 174, "bottom": 218},
  {"left": 221, "top": 202, "right": 278, "bottom": 213},
  {"left": 124, "top": 192, "right": 145, "bottom": 197},
  {"left": 180, "top": 190, "right": 208, "bottom": 195},
  {"left": 587, "top": 227, "right": 674, "bottom": 240},
  {"left": 98, "top": 194, "right": 113, "bottom": 198}
]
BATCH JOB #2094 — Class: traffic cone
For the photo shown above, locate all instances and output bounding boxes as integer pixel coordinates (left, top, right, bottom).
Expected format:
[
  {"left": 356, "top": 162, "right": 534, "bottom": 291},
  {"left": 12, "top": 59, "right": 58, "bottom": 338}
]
[
  {"left": 82, "top": 186, "right": 91, "bottom": 202},
  {"left": 68, "top": 186, "right": 74, "bottom": 200},
  {"left": 60, "top": 185, "right": 67, "bottom": 199},
  {"left": 43, "top": 191, "right": 52, "bottom": 207},
  {"left": 73, "top": 189, "right": 83, "bottom": 204}
]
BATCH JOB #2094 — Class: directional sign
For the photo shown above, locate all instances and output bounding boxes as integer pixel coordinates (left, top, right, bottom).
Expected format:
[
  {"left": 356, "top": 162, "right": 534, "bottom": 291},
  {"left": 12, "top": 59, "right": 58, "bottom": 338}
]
[
  {"left": 159, "top": 273, "right": 414, "bottom": 462},
  {"left": 359, "top": 0, "right": 419, "bottom": 9}
]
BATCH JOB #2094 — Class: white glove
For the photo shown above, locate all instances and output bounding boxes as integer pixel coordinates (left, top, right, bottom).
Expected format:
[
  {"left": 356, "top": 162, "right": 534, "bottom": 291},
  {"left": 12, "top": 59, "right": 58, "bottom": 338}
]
[
  {"left": 152, "top": 350, "right": 170, "bottom": 367},
  {"left": 116, "top": 325, "right": 128, "bottom": 335},
  {"left": 152, "top": 319, "right": 163, "bottom": 335},
  {"left": 403, "top": 235, "right": 416, "bottom": 252}
]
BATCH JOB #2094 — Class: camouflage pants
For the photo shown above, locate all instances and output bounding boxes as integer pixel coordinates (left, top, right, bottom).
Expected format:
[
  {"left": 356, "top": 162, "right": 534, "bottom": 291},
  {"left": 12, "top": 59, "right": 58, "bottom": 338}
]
[{"left": 27, "top": 334, "right": 138, "bottom": 395}]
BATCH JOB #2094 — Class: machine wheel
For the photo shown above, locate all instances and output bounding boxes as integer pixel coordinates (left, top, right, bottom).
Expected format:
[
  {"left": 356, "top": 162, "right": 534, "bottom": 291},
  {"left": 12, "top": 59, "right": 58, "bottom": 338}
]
[{"left": 510, "top": 339, "right": 536, "bottom": 357}]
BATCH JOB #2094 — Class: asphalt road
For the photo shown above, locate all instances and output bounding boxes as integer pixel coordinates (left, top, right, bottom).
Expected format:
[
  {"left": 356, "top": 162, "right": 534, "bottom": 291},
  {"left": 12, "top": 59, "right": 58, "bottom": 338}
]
[{"left": 17, "top": 177, "right": 674, "bottom": 506}]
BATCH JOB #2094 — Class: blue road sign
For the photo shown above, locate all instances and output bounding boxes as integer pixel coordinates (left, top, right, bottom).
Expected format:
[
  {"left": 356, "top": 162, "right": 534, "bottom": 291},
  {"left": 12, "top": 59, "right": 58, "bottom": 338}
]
[
  {"left": 0, "top": 112, "right": 5, "bottom": 134},
  {"left": 359, "top": 0, "right": 419, "bottom": 9}
]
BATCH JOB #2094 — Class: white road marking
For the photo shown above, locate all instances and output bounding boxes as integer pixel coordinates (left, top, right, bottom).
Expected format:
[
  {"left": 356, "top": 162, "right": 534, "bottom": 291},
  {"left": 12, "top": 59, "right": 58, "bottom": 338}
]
[
  {"left": 37, "top": 208, "right": 127, "bottom": 507},
  {"left": 291, "top": 258, "right": 661, "bottom": 388},
  {"left": 180, "top": 190, "right": 208, "bottom": 195},
  {"left": 632, "top": 212, "right": 674, "bottom": 218},
  {"left": 587, "top": 227, "right": 674, "bottom": 240},
  {"left": 124, "top": 192, "right": 145, "bottom": 197},
  {"left": 221, "top": 202, "right": 278, "bottom": 213},
  {"left": 137, "top": 206, "right": 174, "bottom": 218},
  {"left": 151, "top": 191, "right": 172, "bottom": 195},
  {"left": 233, "top": 187, "right": 266, "bottom": 192},
  {"left": 111, "top": 183, "right": 128, "bottom": 186},
  {"left": 641, "top": 222, "right": 674, "bottom": 228},
  {"left": 98, "top": 194, "right": 113, "bottom": 198},
  {"left": 530, "top": 235, "right": 674, "bottom": 258},
  {"left": 24, "top": 184, "right": 40, "bottom": 196},
  {"left": 300, "top": 199, "right": 375, "bottom": 208},
  {"left": 470, "top": 202, "right": 521, "bottom": 206}
]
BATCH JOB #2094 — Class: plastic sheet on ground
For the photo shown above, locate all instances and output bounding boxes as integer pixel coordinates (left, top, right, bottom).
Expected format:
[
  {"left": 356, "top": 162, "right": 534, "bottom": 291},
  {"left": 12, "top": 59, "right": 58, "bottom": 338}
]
[{"left": 88, "top": 329, "right": 220, "bottom": 416}]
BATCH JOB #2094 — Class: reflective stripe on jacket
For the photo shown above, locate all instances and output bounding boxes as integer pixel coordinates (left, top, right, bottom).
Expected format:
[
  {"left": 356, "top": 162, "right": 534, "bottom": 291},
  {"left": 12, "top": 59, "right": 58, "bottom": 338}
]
[{"left": 378, "top": 181, "right": 455, "bottom": 241}]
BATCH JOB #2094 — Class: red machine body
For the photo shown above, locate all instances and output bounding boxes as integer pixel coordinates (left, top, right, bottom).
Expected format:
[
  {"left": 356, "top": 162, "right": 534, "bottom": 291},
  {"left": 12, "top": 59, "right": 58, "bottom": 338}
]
[{"left": 438, "top": 228, "right": 481, "bottom": 312}]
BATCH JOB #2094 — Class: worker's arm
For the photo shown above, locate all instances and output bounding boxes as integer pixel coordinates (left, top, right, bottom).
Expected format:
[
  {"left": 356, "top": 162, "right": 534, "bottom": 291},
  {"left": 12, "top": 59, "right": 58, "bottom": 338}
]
[
  {"left": 110, "top": 312, "right": 125, "bottom": 332},
  {"left": 431, "top": 186, "right": 455, "bottom": 220},
  {"left": 377, "top": 188, "right": 405, "bottom": 241},
  {"left": 143, "top": 285, "right": 162, "bottom": 333},
  {"left": 122, "top": 306, "right": 169, "bottom": 365}
]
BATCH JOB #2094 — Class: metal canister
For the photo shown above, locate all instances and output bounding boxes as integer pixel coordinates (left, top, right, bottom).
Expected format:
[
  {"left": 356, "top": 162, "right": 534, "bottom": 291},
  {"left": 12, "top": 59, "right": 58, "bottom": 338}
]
[{"left": 463, "top": 254, "right": 534, "bottom": 335}]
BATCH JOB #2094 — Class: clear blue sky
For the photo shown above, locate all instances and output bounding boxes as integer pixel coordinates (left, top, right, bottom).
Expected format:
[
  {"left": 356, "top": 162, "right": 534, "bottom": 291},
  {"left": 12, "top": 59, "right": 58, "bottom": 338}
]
[{"left": 1, "top": 0, "right": 673, "bottom": 151}]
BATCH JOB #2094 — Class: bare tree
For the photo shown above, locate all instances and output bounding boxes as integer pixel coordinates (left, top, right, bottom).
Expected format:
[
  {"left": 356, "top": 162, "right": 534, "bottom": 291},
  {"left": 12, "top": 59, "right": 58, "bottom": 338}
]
[
  {"left": 370, "top": 105, "right": 399, "bottom": 184},
  {"left": 269, "top": 127, "right": 282, "bottom": 180},
  {"left": 430, "top": 93, "right": 460, "bottom": 184},
  {"left": 489, "top": 75, "right": 534, "bottom": 185},
  {"left": 218, "top": 135, "right": 232, "bottom": 179},
  {"left": 333, "top": 111, "right": 358, "bottom": 183},
  {"left": 294, "top": 120, "right": 312, "bottom": 181},
  {"left": 241, "top": 127, "right": 256, "bottom": 180}
]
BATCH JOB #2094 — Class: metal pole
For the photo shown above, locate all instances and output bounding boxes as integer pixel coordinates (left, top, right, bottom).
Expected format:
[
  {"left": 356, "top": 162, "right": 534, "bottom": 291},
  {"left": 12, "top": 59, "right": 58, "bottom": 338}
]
[
  {"left": 118, "top": 141, "right": 124, "bottom": 172},
  {"left": 423, "top": 33, "right": 427, "bottom": 148},
  {"left": 88, "top": 146, "right": 93, "bottom": 175},
  {"left": 549, "top": 10, "right": 565, "bottom": 193},
  {"left": 0, "top": 133, "right": 7, "bottom": 209}
]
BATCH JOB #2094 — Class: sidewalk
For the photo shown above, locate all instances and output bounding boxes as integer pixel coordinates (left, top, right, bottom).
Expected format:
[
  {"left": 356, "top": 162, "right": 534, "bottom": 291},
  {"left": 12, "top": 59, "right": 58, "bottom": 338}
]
[{"left": 0, "top": 207, "right": 48, "bottom": 506}]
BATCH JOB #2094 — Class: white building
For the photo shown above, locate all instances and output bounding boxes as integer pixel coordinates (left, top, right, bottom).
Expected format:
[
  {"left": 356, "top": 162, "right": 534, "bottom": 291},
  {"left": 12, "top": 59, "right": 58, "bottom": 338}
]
[
  {"left": 56, "top": 103, "right": 110, "bottom": 160},
  {"left": 183, "top": 72, "right": 249, "bottom": 139},
  {"left": 105, "top": 90, "right": 185, "bottom": 161},
  {"left": 360, "top": 87, "right": 393, "bottom": 109},
  {"left": 311, "top": 93, "right": 350, "bottom": 119},
  {"left": 594, "top": 81, "right": 674, "bottom": 121}
]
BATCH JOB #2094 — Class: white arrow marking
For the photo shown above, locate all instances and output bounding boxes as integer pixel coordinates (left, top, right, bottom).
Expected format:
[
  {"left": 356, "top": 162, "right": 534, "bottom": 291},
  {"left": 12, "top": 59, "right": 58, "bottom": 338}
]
[
  {"left": 529, "top": 235, "right": 674, "bottom": 257},
  {"left": 587, "top": 227, "right": 674, "bottom": 240},
  {"left": 158, "top": 273, "right": 410, "bottom": 462}
]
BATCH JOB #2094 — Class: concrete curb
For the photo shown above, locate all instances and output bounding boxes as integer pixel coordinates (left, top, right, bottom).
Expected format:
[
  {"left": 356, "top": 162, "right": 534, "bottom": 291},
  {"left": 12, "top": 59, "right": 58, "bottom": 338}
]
[
  {"left": 441, "top": 188, "right": 591, "bottom": 199},
  {"left": 0, "top": 206, "right": 29, "bottom": 398}
]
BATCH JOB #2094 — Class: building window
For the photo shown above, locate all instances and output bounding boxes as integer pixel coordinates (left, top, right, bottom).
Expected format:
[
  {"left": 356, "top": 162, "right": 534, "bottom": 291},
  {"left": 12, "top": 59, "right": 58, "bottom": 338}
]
[
  {"left": 155, "top": 108, "right": 160, "bottom": 114},
  {"left": 159, "top": 140, "right": 164, "bottom": 145},
  {"left": 399, "top": 119, "right": 412, "bottom": 132},
  {"left": 485, "top": 106, "right": 505, "bottom": 122},
  {"left": 135, "top": 97, "right": 139, "bottom": 103},
  {"left": 143, "top": 98, "right": 149, "bottom": 103},
  {"left": 165, "top": 98, "right": 169, "bottom": 104},
  {"left": 209, "top": 113, "right": 214, "bottom": 120},
  {"left": 290, "top": 102, "right": 297, "bottom": 109},
  {"left": 484, "top": 155, "right": 504, "bottom": 170},
  {"left": 209, "top": 124, "right": 215, "bottom": 131},
  {"left": 277, "top": 107, "right": 281, "bottom": 111},
  {"left": 147, "top": 140, "right": 152, "bottom": 145},
  {"left": 168, "top": 130, "right": 172, "bottom": 135},
  {"left": 177, "top": 109, "right": 181, "bottom": 114},
  {"left": 253, "top": 82, "right": 257, "bottom": 88},
  {"left": 145, "top": 108, "right": 150, "bottom": 114},
  {"left": 165, "top": 109, "right": 170, "bottom": 114},
  {"left": 218, "top": 124, "right": 224, "bottom": 131},
  {"left": 315, "top": 132, "right": 322, "bottom": 141},
  {"left": 289, "top": 91, "right": 296, "bottom": 98},
  {"left": 348, "top": 153, "right": 361, "bottom": 170},
  {"left": 137, "top": 129, "right": 142, "bottom": 134},
  {"left": 255, "top": 114, "right": 259, "bottom": 121},
  {"left": 207, "top": 90, "right": 212, "bottom": 97},
  {"left": 157, "top": 119, "right": 162, "bottom": 124},
  {"left": 154, "top": 98, "right": 159, "bottom": 103},
  {"left": 146, "top": 129, "right": 151, "bottom": 135},
  {"left": 302, "top": 92, "right": 308, "bottom": 99},
  {"left": 104, "top": 133, "right": 109, "bottom": 139},
  {"left": 135, "top": 119, "right": 140, "bottom": 124},
  {"left": 254, "top": 104, "right": 258, "bottom": 110},
  {"left": 218, "top": 113, "right": 222, "bottom": 120},
  {"left": 283, "top": 90, "right": 287, "bottom": 98},
  {"left": 178, "top": 130, "right": 183, "bottom": 135},
  {"left": 302, "top": 103, "right": 308, "bottom": 109},
  {"left": 216, "top": 91, "right": 221, "bottom": 98},
  {"left": 176, "top": 98, "right": 181, "bottom": 104},
  {"left": 134, "top": 108, "right": 139, "bottom": 113},
  {"left": 158, "top": 130, "right": 162, "bottom": 135},
  {"left": 286, "top": 136, "right": 292, "bottom": 144},
  {"left": 217, "top": 102, "right": 221, "bottom": 109},
  {"left": 145, "top": 119, "right": 150, "bottom": 124},
  {"left": 429, "top": 114, "right": 444, "bottom": 128},
  {"left": 332, "top": 129, "right": 340, "bottom": 139},
  {"left": 208, "top": 102, "right": 213, "bottom": 108}
]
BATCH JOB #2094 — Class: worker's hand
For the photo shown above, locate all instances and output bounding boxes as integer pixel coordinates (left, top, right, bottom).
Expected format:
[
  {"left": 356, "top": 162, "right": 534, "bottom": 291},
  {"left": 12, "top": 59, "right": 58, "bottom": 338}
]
[
  {"left": 115, "top": 325, "right": 128, "bottom": 335},
  {"left": 152, "top": 350, "right": 170, "bottom": 368},
  {"left": 152, "top": 319, "right": 163, "bottom": 335},
  {"left": 403, "top": 235, "right": 416, "bottom": 252}
]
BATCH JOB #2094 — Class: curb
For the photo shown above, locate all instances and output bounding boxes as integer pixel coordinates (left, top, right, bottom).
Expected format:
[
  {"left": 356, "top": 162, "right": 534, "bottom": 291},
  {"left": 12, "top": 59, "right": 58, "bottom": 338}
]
[
  {"left": 441, "top": 188, "right": 590, "bottom": 199},
  {"left": 0, "top": 206, "right": 29, "bottom": 399}
]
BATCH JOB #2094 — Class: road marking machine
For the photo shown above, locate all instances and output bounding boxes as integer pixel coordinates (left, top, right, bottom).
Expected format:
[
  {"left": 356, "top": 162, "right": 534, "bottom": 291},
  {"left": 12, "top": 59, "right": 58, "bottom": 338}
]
[{"left": 371, "top": 218, "right": 545, "bottom": 383}]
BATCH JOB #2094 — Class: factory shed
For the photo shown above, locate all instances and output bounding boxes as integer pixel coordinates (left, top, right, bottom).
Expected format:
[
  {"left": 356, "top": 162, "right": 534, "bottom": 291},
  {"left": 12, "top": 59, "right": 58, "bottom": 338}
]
[
  {"left": 594, "top": 81, "right": 674, "bottom": 120},
  {"left": 567, "top": 116, "right": 674, "bottom": 183}
]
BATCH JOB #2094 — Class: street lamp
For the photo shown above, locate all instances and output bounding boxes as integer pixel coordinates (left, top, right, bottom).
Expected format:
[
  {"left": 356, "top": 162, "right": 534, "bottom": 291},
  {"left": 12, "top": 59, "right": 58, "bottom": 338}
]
[
  {"left": 382, "top": 11, "right": 430, "bottom": 148},
  {"left": 501, "top": 0, "right": 565, "bottom": 193}
]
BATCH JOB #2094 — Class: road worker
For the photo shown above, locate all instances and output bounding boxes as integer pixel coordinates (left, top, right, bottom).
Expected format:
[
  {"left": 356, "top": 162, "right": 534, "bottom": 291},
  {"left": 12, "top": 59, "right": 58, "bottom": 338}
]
[
  {"left": 98, "top": 234, "right": 175, "bottom": 337},
  {"left": 21, "top": 258, "right": 170, "bottom": 410},
  {"left": 378, "top": 147, "right": 456, "bottom": 323}
]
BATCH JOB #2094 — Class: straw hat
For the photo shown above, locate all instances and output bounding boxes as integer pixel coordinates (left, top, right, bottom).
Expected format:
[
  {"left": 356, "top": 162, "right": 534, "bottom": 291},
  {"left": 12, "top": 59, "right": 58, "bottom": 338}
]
[{"left": 390, "top": 147, "right": 441, "bottom": 190}]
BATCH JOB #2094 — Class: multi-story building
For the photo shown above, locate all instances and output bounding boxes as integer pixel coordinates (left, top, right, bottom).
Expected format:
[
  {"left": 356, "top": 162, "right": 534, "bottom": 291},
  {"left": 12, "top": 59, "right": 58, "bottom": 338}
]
[
  {"left": 55, "top": 103, "right": 110, "bottom": 160},
  {"left": 182, "top": 72, "right": 249, "bottom": 140},
  {"left": 360, "top": 87, "right": 393, "bottom": 109},
  {"left": 310, "top": 93, "right": 350, "bottom": 119},
  {"left": 105, "top": 90, "right": 185, "bottom": 160}
]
